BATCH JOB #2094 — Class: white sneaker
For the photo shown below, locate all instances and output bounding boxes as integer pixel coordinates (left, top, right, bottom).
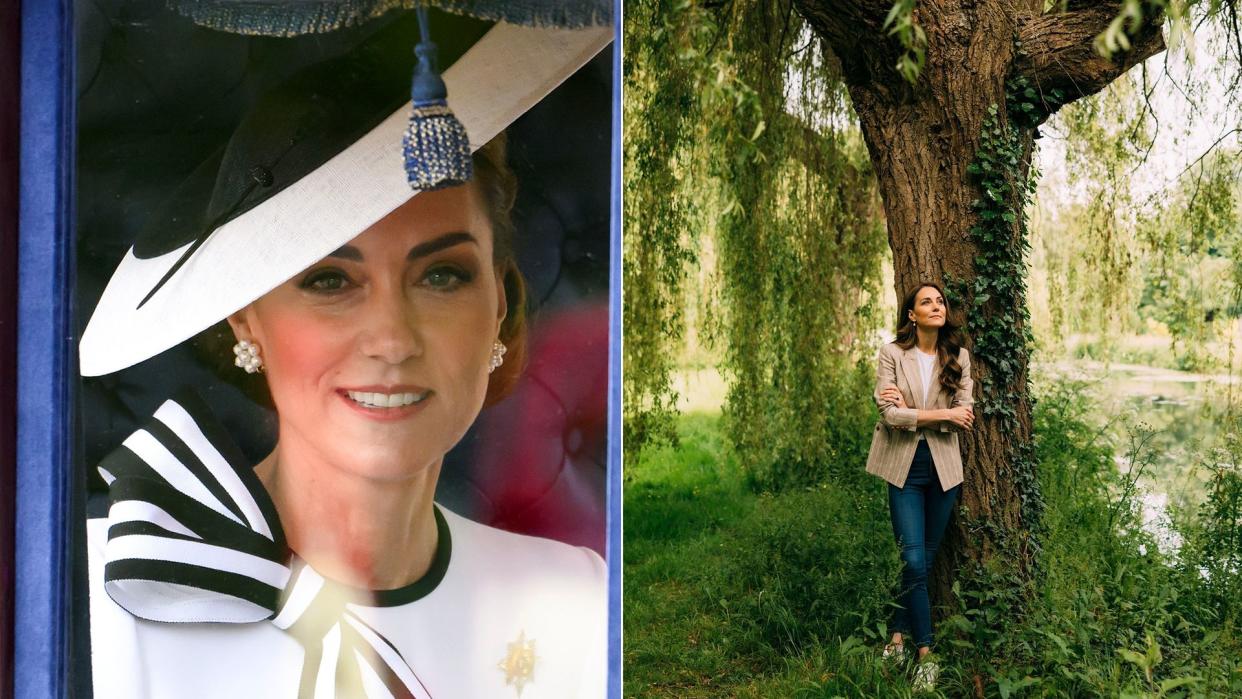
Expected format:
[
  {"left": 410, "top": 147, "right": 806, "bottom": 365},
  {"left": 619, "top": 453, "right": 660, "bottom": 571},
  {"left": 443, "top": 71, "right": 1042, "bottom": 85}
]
[
  {"left": 912, "top": 660, "right": 939, "bottom": 692},
  {"left": 881, "top": 643, "right": 905, "bottom": 663}
]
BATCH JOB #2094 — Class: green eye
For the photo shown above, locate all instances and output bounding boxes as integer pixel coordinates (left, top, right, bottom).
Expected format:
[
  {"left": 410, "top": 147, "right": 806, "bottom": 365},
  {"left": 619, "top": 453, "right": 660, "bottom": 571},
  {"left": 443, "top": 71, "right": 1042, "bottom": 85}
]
[
  {"left": 300, "top": 269, "right": 351, "bottom": 293},
  {"left": 423, "top": 266, "right": 471, "bottom": 290}
]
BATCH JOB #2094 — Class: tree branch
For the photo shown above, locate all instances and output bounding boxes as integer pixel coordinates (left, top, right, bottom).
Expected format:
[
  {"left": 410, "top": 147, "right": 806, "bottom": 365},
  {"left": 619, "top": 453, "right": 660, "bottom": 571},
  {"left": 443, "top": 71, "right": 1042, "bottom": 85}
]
[
  {"left": 1014, "top": 3, "right": 1166, "bottom": 120},
  {"left": 791, "top": 0, "right": 900, "bottom": 88}
]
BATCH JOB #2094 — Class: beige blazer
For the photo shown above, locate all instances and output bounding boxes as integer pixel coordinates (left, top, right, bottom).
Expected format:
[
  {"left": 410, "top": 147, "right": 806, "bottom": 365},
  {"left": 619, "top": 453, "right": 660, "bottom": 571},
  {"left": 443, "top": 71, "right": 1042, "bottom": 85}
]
[{"left": 864, "top": 342, "right": 974, "bottom": 490}]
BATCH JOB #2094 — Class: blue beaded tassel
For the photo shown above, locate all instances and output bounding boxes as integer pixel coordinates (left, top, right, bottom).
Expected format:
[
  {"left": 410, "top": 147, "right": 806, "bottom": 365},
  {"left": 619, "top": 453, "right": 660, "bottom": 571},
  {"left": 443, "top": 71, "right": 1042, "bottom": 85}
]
[{"left": 403, "top": 6, "right": 472, "bottom": 191}]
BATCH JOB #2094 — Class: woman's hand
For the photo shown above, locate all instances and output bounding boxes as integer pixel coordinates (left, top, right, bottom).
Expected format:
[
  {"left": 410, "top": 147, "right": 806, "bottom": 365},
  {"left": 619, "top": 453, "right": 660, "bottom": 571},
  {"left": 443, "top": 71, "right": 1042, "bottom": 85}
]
[
  {"left": 879, "top": 386, "right": 907, "bottom": 409},
  {"left": 944, "top": 405, "right": 974, "bottom": 430}
]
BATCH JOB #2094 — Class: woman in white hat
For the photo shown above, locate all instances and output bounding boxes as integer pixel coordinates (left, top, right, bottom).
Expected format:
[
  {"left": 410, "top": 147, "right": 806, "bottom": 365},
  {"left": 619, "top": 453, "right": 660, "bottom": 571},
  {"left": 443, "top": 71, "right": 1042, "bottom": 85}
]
[{"left": 80, "top": 9, "right": 611, "bottom": 698}]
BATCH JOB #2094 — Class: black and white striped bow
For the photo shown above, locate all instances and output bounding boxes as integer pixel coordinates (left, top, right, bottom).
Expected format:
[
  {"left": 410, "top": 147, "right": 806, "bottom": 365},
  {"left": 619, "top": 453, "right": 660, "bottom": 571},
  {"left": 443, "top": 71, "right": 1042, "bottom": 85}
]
[{"left": 97, "top": 391, "right": 433, "bottom": 699}]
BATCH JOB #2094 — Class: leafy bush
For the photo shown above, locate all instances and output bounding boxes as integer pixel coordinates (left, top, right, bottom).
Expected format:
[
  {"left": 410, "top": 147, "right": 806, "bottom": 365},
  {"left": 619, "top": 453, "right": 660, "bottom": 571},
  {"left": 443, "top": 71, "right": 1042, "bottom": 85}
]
[
  {"left": 1176, "top": 427, "right": 1242, "bottom": 626},
  {"left": 926, "top": 381, "right": 1242, "bottom": 697}
]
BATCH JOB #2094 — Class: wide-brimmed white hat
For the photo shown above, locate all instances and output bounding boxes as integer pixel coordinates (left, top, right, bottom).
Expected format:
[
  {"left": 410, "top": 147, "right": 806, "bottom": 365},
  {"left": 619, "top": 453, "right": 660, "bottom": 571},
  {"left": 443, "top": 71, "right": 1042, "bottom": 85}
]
[{"left": 79, "top": 19, "right": 611, "bottom": 377}]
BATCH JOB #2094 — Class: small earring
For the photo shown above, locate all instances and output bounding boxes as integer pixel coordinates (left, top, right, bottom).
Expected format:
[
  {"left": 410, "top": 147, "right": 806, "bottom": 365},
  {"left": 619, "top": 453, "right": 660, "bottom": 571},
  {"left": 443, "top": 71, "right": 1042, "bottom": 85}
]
[
  {"left": 233, "top": 339, "right": 264, "bottom": 374},
  {"left": 488, "top": 340, "right": 507, "bottom": 374}
]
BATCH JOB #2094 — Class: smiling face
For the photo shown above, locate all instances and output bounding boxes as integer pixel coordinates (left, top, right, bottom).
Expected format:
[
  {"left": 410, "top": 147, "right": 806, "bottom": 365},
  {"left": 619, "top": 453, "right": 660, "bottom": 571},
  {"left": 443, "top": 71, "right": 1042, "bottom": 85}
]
[
  {"left": 228, "top": 183, "right": 505, "bottom": 482},
  {"left": 906, "top": 285, "right": 947, "bottom": 331}
]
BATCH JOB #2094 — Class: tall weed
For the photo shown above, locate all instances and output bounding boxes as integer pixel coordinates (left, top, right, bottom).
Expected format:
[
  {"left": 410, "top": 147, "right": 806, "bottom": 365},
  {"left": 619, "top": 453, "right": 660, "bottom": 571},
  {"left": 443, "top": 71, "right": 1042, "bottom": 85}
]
[
  {"left": 929, "top": 381, "right": 1242, "bottom": 697},
  {"left": 702, "top": 484, "right": 900, "bottom": 660}
]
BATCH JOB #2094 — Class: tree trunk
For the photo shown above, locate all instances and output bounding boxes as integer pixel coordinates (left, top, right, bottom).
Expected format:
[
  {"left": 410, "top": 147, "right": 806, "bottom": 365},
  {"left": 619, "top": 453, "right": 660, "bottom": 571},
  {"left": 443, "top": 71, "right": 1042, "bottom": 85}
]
[
  {"left": 844, "top": 0, "right": 1042, "bottom": 610},
  {"left": 792, "top": 0, "right": 1165, "bottom": 608}
]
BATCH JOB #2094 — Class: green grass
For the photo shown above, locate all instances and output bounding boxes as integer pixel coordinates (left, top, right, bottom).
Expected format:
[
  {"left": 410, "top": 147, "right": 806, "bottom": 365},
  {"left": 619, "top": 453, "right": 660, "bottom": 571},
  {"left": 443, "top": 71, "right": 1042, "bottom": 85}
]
[
  {"left": 624, "top": 391, "right": 1242, "bottom": 698},
  {"left": 623, "top": 412, "right": 759, "bottom": 695},
  {"left": 623, "top": 412, "right": 911, "bottom": 697}
]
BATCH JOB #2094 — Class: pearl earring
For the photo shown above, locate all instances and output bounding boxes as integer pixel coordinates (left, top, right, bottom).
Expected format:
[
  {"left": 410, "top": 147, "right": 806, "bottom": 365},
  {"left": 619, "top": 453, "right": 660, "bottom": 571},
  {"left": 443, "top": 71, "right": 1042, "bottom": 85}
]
[
  {"left": 488, "top": 341, "right": 507, "bottom": 374},
  {"left": 233, "top": 339, "right": 264, "bottom": 374}
]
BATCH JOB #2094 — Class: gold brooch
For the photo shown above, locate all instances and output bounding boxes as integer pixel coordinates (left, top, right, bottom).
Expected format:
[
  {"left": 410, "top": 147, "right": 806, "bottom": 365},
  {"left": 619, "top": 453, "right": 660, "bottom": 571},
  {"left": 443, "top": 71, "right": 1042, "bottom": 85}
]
[{"left": 497, "top": 630, "right": 537, "bottom": 696}]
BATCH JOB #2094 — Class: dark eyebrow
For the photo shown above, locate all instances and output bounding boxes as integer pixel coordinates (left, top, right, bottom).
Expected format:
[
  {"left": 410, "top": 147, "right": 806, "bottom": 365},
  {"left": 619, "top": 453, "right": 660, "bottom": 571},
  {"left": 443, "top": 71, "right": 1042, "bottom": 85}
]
[
  {"left": 327, "top": 245, "right": 363, "bottom": 261},
  {"left": 408, "top": 231, "right": 477, "bottom": 260},
  {"left": 325, "top": 232, "right": 477, "bottom": 263}
]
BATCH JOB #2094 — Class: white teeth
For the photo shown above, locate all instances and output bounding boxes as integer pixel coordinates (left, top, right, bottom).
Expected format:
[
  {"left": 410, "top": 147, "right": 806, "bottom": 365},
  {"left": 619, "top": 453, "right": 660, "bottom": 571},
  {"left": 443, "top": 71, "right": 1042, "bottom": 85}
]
[{"left": 345, "top": 391, "right": 427, "bottom": 408}]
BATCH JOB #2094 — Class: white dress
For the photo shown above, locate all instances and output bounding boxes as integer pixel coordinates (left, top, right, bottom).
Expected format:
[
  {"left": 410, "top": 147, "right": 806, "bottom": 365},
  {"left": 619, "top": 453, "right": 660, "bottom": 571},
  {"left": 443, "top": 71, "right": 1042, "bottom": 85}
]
[{"left": 86, "top": 394, "right": 607, "bottom": 699}]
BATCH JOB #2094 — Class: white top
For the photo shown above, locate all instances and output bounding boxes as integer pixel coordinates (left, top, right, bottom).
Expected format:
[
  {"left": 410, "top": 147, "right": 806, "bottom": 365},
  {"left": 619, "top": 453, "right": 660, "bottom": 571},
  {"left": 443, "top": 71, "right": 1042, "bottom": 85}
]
[
  {"left": 915, "top": 351, "right": 935, "bottom": 402},
  {"left": 915, "top": 350, "right": 935, "bottom": 441},
  {"left": 88, "top": 507, "right": 607, "bottom": 698}
]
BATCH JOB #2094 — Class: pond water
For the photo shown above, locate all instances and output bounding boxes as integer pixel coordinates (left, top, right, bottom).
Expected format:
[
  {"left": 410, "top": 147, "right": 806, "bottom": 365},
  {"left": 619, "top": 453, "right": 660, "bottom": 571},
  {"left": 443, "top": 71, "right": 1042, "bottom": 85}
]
[{"left": 1037, "top": 360, "right": 1239, "bottom": 554}]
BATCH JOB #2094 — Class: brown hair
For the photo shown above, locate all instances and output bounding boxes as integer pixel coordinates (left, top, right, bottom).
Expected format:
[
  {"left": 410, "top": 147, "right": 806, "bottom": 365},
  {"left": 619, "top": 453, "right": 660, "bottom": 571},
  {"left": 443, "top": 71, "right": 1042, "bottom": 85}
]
[
  {"left": 474, "top": 133, "right": 527, "bottom": 407},
  {"left": 192, "top": 132, "right": 528, "bottom": 409},
  {"left": 894, "top": 282, "right": 966, "bottom": 396}
]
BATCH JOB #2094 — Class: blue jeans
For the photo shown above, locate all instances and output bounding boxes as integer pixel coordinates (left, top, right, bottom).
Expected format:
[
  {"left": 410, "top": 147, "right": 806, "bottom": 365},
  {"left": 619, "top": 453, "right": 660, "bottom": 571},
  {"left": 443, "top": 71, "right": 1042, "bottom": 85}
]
[{"left": 888, "top": 440, "right": 960, "bottom": 648}]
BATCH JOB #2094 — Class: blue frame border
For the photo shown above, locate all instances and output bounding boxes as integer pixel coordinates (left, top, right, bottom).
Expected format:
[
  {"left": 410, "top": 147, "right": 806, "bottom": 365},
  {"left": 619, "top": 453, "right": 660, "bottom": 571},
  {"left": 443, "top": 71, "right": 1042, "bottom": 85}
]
[
  {"left": 606, "top": 1, "right": 623, "bottom": 697},
  {"left": 16, "top": 1, "right": 620, "bottom": 696},
  {"left": 15, "top": 0, "right": 76, "bottom": 696}
]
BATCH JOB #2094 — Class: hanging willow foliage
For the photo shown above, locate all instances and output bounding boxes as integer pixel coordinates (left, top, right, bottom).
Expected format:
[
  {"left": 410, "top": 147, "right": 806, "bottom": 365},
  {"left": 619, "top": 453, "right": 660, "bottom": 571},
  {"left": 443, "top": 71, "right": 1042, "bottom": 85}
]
[
  {"left": 624, "top": 0, "right": 888, "bottom": 486},
  {"left": 622, "top": 0, "right": 705, "bottom": 452},
  {"left": 1138, "top": 151, "right": 1242, "bottom": 369},
  {"left": 1030, "top": 55, "right": 1242, "bottom": 373},
  {"left": 1041, "top": 75, "right": 1153, "bottom": 349}
]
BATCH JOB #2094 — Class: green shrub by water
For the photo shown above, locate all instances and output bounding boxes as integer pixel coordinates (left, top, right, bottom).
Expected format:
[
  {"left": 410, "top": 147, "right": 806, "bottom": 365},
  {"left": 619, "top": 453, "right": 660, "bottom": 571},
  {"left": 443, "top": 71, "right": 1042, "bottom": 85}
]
[
  {"left": 1176, "top": 428, "right": 1242, "bottom": 629},
  {"left": 625, "top": 384, "right": 1242, "bottom": 698},
  {"left": 928, "top": 381, "right": 1242, "bottom": 697}
]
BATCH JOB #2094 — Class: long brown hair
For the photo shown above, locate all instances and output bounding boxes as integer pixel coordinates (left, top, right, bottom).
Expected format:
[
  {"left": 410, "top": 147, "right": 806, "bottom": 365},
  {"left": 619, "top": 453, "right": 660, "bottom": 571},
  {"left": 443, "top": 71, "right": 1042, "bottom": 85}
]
[{"left": 894, "top": 282, "right": 966, "bottom": 396}]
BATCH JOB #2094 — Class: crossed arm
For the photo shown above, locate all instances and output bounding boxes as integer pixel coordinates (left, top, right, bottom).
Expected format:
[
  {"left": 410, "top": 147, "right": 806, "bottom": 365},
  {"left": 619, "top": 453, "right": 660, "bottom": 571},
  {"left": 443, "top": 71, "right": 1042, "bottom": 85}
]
[{"left": 874, "top": 347, "right": 975, "bottom": 431}]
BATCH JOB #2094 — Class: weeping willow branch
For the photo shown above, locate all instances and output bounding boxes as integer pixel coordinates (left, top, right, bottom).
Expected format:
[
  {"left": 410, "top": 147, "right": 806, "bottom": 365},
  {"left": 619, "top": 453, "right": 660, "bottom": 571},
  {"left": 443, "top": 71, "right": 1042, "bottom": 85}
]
[
  {"left": 622, "top": 0, "right": 706, "bottom": 454},
  {"left": 625, "top": 0, "right": 888, "bottom": 477},
  {"left": 1014, "top": 2, "right": 1166, "bottom": 119}
]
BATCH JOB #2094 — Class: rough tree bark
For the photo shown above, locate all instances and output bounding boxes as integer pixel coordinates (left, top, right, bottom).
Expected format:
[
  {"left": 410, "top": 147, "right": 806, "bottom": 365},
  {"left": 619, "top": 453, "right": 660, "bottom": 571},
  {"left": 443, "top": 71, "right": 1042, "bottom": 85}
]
[{"left": 790, "top": 0, "right": 1165, "bottom": 605}]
